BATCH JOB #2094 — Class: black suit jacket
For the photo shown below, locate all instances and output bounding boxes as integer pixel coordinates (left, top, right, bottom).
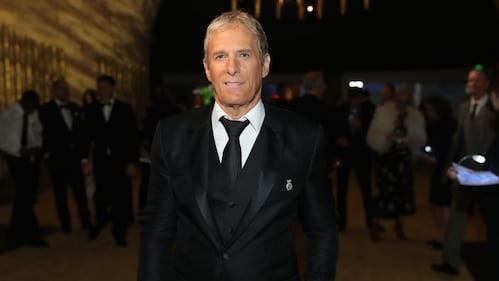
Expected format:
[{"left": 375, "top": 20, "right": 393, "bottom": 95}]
[
  {"left": 38, "top": 100, "right": 86, "bottom": 161},
  {"left": 84, "top": 99, "right": 139, "bottom": 167},
  {"left": 333, "top": 102, "right": 374, "bottom": 162},
  {"left": 137, "top": 104, "right": 338, "bottom": 281}
]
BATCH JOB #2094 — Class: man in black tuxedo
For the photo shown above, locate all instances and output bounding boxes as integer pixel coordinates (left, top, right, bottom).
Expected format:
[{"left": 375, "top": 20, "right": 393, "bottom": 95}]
[
  {"left": 83, "top": 75, "right": 139, "bottom": 247},
  {"left": 334, "top": 87, "right": 379, "bottom": 239},
  {"left": 290, "top": 70, "right": 335, "bottom": 165},
  {"left": 38, "top": 78, "right": 96, "bottom": 238},
  {"left": 137, "top": 11, "right": 338, "bottom": 281}
]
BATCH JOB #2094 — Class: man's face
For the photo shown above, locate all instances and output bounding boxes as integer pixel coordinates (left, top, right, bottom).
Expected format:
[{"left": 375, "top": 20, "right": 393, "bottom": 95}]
[
  {"left": 53, "top": 80, "right": 70, "bottom": 101},
  {"left": 203, "top": 23, "right": 270, "bottom": 114},
  {"left": 395, "top": 91, "right": 412, "bottom": 113},
  {"left": 97, "top": 80, "right": 114, "bottom": 102},
  {"left": 467, "top": 70, "right": 489, "bottom": 99}
]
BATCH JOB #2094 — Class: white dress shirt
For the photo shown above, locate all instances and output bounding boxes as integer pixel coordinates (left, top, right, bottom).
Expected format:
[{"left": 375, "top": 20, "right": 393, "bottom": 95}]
[
  {"left": 0, "top": 102, "right": 43, "bottom": 157},
  {"left": 102, "top": 99, "right": 114, "bottom": 122},
  {"left": 211, "top": 100, "right": 265, "bottom": 167},
  {"left": 55, "top": 98, "right": 72, "bottom": 130},
  {"left": 470, "top": 94, "right": 489, "bottom": 115}
]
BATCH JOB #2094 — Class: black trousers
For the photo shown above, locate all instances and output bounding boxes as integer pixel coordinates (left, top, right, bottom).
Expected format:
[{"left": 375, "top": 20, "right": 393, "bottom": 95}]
[
  {"left": 6, "top": 155, "right": 43, "bottom": 245},
  {"left": 48, "top": 156, "right": 92, "bottom": 231},
  {"left": 93, "top": 156, "right": 133, "bottom": 241},
  {"left": 336, "top": 155, "right": 374, "bottom": 228}
]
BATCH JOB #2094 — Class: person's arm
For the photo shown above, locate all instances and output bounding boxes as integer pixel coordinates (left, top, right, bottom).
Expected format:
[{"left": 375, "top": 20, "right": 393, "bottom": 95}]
[
  {"left": 366, "top": 106, "right": 391, "bottom": 154},
  {"left": 137, "top": 121, "right": 176, "bottom": 281},
  {"left": 301, "top": 125, "right": 339, "bottom": 281}
]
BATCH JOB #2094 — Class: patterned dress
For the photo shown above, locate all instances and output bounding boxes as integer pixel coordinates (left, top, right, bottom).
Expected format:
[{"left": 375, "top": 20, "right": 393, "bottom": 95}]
[{"left": 372, "top": 112, "right": 415, "bottom": 217}]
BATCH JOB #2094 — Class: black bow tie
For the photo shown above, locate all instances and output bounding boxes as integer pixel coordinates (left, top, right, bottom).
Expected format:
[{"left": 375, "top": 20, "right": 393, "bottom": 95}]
[
  {"left": 58, "top": 104, "right": 69, "bottom": 109},
  {"left": 101, "top": 102, "right": 112, "bottom": 107}
]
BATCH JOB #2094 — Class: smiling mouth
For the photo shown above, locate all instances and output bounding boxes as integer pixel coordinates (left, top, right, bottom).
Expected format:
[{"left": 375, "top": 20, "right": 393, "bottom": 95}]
[{"left": 225, "top": 82, "right": 242, "bottom": 86}]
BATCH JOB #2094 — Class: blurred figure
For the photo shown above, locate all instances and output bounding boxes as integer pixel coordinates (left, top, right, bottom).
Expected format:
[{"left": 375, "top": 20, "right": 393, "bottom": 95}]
[
  {"left": 291, "top": 70, "right": 336, "bottom": 166},
  {"left": 0, "top": 90, "right": 48, "bottom": 248},
  {"left": 367, "top": 85, "right": 426, "bottom": 240},
  {"left": 82, "top": 75, "right": 139, "bottom": 247},
  {"left": 419, "top": 95, "right": 457, "bottom": 250},
  {"left": 476, "top": 74, "right": 499, "bottom": 281},
  {"left": 334, "top": 87, "right": 380, "bottom": 240},
  {"left": 432, "top": 66, "right": 496, "bottom": 276},
  {"left": 380, "top": 82, "right": 396, "bottom": 105},
  {"left": 82, "top": 88, "right": 97, "bottom": 106},
  {"left": 272, "top": 82, "right": 296, "bottom": 110},
  {"left": 38, "top": 78, "right": 97, "bottom": 238}
]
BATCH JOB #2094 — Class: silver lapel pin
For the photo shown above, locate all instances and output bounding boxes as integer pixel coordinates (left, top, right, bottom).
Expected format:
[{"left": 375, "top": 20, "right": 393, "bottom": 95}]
[{"left": 285, "top": 179, "right": 293, "bottom": 191}]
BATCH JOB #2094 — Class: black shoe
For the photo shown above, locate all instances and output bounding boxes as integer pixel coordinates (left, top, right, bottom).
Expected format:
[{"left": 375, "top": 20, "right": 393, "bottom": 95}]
[
  {"left": 431, "top": 262, "right": 459, "bottom": 275},
  {"left": 371, "top": 221, "right": 386, "bottom": 233},
  {"left": 88, "top": 226, "right": 99, "bottom": 240},
  {"left": 26, "top": 240, "right": 50, "bottom": 248},
  {"left": 115, "top": 238, "right": 128, "bottom": 247},
  {"left": 426, "top": 240, "right": 443, "bottom": 250}
]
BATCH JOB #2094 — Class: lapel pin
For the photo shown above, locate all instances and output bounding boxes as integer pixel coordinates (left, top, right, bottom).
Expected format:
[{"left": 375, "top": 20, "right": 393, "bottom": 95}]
[{"left": 285, "top": 179, "right": 293, "bottom": 191}]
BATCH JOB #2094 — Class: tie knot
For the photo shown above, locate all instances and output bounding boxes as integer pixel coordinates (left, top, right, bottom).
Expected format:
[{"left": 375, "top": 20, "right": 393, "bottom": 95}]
[{"left": 220, "top": 117, "right": 250, "bottom": 137}]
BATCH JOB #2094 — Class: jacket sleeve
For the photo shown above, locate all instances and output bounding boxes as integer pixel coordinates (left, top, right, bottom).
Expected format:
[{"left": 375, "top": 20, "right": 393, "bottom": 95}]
[
  {"left": 137, "top": 121, "right": 176, "bottom": 281},
  {"left": 302, "top": 125, "right": 339, "bottom": 281}
]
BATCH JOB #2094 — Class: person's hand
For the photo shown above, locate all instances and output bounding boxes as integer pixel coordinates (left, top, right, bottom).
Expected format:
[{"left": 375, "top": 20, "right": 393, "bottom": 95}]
[
  {"left": 446, "top": 166, "right": 458, "bottom": 180},
  {"left": 126, "top": 162, "right": 137, "bottom": 177},
  {"left": 350, "top": 117, "right": 362, "bottom": 129},
  {"left": 387, "top": 133, "right": 398, "bottom": 144},
  {"left": 82, "top": 161, "right": 93, "bottom": 176},
  {"left": 491, "top": 91, "right": 499, "bottom": 112},
  {"left": 336, "top": 136, "right": 350, "bottom": 147},
  {"left": 19, "top": 147, "right": 41, "bottom": 156}
]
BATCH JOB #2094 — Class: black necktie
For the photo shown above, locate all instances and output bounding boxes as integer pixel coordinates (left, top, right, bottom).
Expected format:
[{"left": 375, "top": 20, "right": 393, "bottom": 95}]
[
  {"left": 21, "top": 112, "right": 28, "bottom": 147},
  {"left": 220, "top": 117, "right": 250, "bottom": 185},
  {"left": 470, "top": 103, "right": 478, "bottom": 121}
]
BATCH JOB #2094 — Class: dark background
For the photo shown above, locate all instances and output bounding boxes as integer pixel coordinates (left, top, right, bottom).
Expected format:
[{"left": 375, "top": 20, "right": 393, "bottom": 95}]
[{"left": 150, "top": 0, "right": 499, "bottom": 85}]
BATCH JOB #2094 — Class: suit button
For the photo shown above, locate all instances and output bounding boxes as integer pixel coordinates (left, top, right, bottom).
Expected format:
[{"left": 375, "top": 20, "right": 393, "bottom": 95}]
[
  {"left": 223, "top": 253, "right": 230, "bottom": 260},
  {"left": 227, "top": 201, "right": 236, "bottom": 208},
  {"left": 228, "top": 227, "right": 233, "bottom": 234}
]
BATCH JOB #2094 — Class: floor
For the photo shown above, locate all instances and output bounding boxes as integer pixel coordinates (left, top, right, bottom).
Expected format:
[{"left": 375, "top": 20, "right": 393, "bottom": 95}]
[{"left": 0, "top": 162, "right": 485, "bottom": 281}]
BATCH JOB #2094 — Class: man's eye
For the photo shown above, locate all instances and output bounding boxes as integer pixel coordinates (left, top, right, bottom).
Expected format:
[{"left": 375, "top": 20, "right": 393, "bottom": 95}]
[{"left": 214, "top": 54, "right": 226, "bottom": 60}]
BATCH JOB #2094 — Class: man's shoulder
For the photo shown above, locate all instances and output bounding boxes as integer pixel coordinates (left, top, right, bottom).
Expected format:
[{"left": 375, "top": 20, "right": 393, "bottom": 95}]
[
  {"left": 158, "top": 106, "right": 209, "bottom": 128},
  {"left": 266, "top": 104, "right": 322, "bottom": 131}
]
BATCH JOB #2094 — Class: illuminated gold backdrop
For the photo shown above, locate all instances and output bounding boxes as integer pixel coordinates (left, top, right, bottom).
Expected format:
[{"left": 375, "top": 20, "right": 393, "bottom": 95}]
[
  {"left": 0, "top": 25, "right": 66, "bottom": 108},
  {"left": 0, "top": 0, "right": 158, "bottom": 114}
]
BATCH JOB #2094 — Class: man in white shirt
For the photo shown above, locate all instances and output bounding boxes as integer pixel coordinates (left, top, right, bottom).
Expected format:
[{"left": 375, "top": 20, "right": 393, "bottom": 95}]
[{"left": 0, "top": 90, "right": 48, "bottom": 248}]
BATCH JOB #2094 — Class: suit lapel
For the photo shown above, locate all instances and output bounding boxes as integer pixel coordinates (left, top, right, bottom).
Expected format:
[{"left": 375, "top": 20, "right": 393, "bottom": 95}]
[
  {"left": 229, "top": 115, "right": 286, "bottom": 248},
  {"left": 189, "top": 110, "right": 222, "bottom": 248}
]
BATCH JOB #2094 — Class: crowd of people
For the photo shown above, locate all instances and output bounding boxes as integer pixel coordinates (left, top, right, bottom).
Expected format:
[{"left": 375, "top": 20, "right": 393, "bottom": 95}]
[{"left": 0, "top": 9, "right": 498, "bottom": 281}]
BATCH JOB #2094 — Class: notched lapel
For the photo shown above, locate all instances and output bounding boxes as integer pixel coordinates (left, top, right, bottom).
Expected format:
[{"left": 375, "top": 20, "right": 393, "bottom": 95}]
[
  {"left": 189, "top": 118, "right": 221, "bottom": 248},
  {"left": 231, "top": 125, "right": 285, "bottom": 243}
]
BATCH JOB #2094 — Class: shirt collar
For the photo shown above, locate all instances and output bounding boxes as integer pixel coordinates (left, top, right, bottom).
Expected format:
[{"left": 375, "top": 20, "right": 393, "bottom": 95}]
[
  {"left": 471, "top": 94, "right": 489, "bottom": 107},
  {"left": 211, "top": 100, "right": 265, "bottom": 132},
  {"left": 55, "top": 98, "right": 67, "bottom": 106}
]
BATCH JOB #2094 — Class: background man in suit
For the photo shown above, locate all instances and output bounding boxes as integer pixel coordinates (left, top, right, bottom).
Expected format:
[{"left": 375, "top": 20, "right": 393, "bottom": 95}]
[
  {"left": 38, "top": 78, "right": 96, "bottom": 238},
  {"left": 432, "top": 66, "right": 496, "bottom": 275},
  {"left": 83, "top": 75, "right": 139, "bottom": 247},
  {"left": 334, "top": 87, "right": 380, "bottom": 239},
  {"left": 137, "top": 10, "right": 338, "bottom": 281},
  {"left": 290, "top": 70, "right": 335, "bottom": 166},
  {"left": 0, "top": 90, "right": 48, "bottom": 248}
]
